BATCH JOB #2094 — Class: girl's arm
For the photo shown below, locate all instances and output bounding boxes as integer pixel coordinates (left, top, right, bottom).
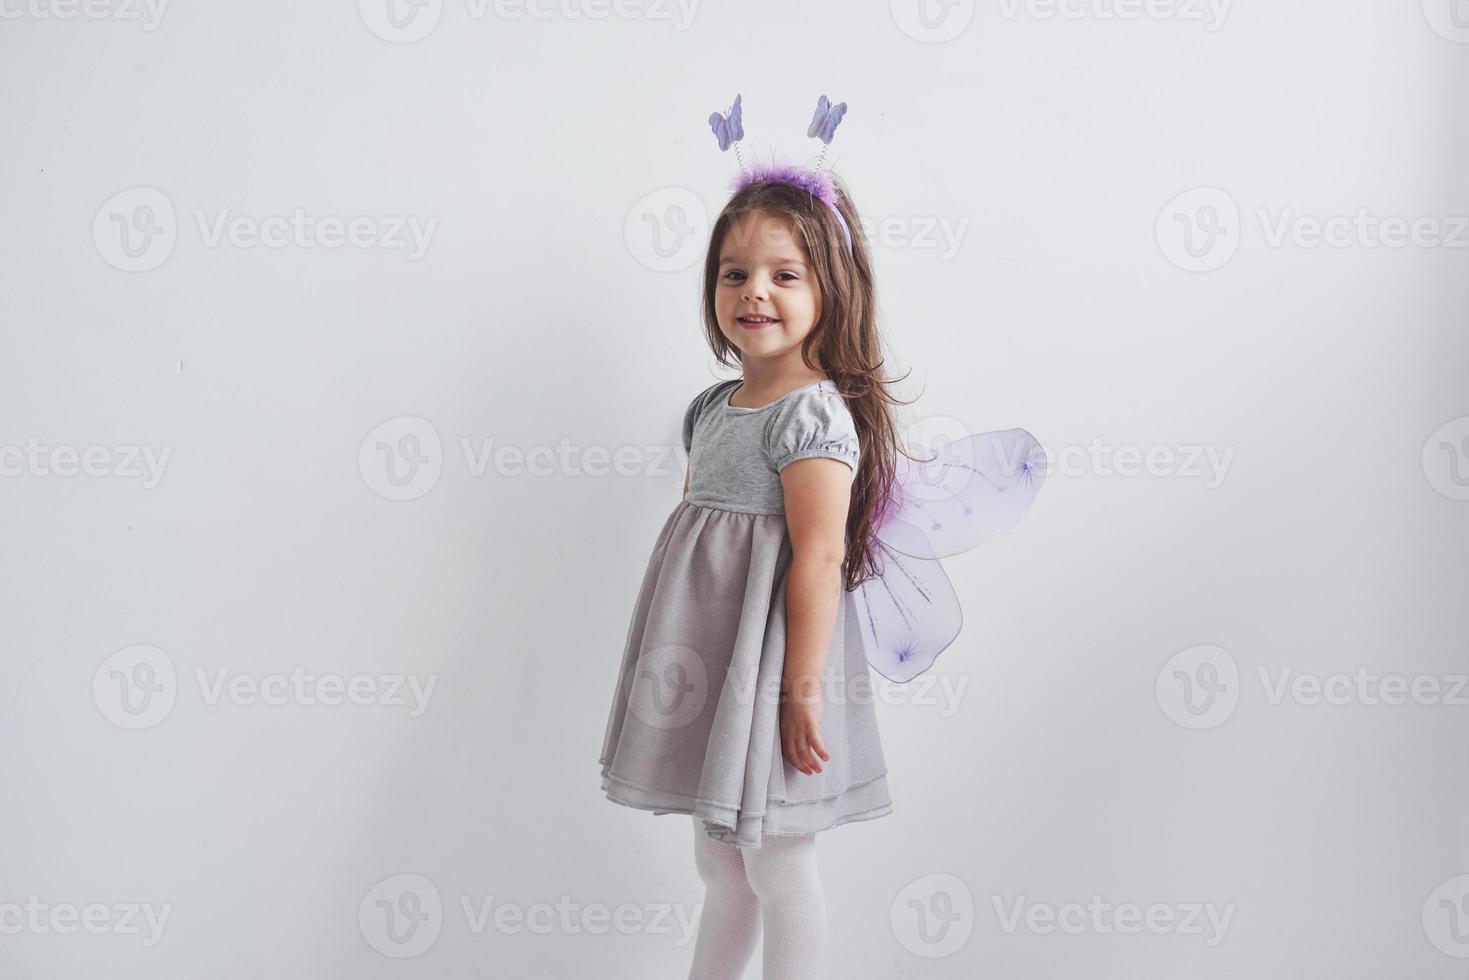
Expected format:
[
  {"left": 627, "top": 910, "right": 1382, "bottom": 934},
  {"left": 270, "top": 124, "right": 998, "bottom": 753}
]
[{"left": 777, "top": 456, "right": 853, "bottom": 775}]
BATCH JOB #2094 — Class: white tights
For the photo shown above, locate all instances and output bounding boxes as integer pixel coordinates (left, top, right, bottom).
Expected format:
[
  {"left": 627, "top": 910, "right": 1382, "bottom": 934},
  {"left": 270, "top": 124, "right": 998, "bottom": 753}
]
[{"left": 686, "top": 815, "right": 828, "bottom": 980}]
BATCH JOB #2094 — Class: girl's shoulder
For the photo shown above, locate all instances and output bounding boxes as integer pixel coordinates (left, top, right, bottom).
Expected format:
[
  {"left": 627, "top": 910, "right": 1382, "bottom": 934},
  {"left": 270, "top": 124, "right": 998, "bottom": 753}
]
[
  {"left": 681, "top": 379, "right": 741, "bottom": 453},
  {"left": 763, "top": 380, "right": 861, "bottom": 473}
]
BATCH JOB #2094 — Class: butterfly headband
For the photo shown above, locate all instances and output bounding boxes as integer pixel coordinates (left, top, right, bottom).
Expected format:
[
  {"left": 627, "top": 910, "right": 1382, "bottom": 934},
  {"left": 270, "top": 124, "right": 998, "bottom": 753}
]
[{"left": 708, "top": 93, "right": 854, "bottom": 255}]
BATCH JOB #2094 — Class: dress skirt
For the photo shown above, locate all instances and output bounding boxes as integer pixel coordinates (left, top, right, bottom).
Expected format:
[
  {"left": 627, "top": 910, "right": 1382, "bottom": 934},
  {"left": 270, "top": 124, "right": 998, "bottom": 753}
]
[{"left": 598, "top": 498, "right": 894, "bottom": 848}]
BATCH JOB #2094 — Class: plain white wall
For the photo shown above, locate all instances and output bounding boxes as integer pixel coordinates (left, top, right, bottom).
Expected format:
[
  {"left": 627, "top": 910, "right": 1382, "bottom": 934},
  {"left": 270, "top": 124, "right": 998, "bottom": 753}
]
[{"left": 2, "top": 0, "right": 1467, "bottom": 977}]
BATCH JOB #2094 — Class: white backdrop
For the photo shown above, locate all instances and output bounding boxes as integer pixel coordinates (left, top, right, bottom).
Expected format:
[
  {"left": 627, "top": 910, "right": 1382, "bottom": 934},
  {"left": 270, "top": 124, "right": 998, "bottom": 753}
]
[{"left": 3, "top": 1, "right": 1467, "bottom": 977}]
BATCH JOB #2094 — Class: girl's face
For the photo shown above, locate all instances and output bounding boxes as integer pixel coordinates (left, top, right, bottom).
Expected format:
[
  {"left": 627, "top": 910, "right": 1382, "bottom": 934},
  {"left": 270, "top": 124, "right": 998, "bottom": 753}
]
[{"left": 714, "top": 210, "right": 822, "bottom": 365}]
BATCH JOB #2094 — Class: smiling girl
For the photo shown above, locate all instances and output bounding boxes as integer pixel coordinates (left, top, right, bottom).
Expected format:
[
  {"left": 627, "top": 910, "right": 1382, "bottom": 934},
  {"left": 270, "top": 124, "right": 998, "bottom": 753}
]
[{"left": 598, "top": 155, "right": 912, "bottom": 978}]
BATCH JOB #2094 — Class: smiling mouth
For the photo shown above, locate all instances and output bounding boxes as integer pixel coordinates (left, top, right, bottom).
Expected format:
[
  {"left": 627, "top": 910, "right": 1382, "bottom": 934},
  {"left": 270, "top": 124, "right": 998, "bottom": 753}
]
[{"left": 737, "top": 315, "right": 779, "bottom": 328}]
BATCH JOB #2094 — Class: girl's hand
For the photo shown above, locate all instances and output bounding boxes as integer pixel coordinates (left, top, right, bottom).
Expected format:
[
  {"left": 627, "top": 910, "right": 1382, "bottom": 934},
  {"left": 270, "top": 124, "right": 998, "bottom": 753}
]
[{"left": 779, "top": 693, "right": 831, "bottom": 775}]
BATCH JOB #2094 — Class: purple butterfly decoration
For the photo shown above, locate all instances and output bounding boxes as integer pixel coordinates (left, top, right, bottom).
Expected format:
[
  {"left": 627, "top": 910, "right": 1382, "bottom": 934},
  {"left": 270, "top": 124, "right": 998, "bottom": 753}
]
[
  {"left": 853, "top": 428, "right": 1047, "bottom": 683},
  {"left": 708, "top": 94, "right": 744, "bottom": 152},
  {"left": 806, "top": 94, "right": 847, "bottom": 145}
]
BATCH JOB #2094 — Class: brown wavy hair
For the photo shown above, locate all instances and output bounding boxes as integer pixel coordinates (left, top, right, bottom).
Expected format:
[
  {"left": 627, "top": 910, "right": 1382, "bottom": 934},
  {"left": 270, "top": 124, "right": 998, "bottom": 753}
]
[{"left": 699, "top": 174, "right": 918, "bottom": 592}]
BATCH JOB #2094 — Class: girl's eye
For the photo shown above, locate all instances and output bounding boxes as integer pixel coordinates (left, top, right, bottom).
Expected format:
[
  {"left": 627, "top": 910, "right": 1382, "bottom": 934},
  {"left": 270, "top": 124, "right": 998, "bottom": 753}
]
[{"left": 722, "top": 271, "right": 799, "bottom": 283}]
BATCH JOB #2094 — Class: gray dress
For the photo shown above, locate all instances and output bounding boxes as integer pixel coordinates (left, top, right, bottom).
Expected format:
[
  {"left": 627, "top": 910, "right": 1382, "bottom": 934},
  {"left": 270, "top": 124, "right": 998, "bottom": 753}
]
[{"left": 598, "top": 377, "right": 894, "bottom": 848}]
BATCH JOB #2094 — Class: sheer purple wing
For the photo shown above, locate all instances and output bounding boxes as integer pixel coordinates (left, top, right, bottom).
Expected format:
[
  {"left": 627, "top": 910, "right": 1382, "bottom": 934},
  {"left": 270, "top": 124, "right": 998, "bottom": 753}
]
[
  {"left": 876, "top": 428, "right": 1046, "bottom": 560},
  {"left": 851, "top": 541, "right": 961, "bottom": 684}
]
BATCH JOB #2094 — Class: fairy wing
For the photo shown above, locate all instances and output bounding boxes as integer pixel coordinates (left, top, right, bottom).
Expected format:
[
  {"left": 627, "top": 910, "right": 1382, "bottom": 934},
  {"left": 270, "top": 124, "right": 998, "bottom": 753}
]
[
  {"left": 876, "top": 428, "right": 1046, "bottom": 559},
  {"left": 852, "top": 541, "right": 962, "bottom": 684},
  {"left": 853, "top": 428, "right": 1046, "bottom": 682}
]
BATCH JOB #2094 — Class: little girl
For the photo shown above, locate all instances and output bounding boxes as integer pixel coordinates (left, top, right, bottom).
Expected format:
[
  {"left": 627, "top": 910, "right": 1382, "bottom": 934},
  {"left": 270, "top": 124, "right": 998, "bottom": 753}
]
[{"left": 598, "top": 152, "right": 910, "bottom": 978}]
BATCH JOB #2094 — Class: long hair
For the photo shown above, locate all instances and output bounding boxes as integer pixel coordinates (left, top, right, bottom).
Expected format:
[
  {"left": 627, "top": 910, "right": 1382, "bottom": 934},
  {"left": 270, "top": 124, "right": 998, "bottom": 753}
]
[{"left": 698, "top": 173, "right": 918, "bottom": 592}]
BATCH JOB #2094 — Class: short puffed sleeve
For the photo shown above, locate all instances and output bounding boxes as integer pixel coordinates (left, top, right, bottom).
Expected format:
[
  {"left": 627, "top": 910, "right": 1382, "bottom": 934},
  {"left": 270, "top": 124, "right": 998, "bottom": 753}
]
[
  {"left": 682, "top": 381, "right": 724, "bottom": 453},
  {"left": 766, "top": 385, "right": 861, "bottom": 474}
]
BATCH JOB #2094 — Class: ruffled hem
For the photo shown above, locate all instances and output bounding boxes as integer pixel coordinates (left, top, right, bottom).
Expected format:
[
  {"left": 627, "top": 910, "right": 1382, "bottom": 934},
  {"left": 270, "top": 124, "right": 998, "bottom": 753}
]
[{"left": 599, "top": 764, "right": 894, "bottom": 847}]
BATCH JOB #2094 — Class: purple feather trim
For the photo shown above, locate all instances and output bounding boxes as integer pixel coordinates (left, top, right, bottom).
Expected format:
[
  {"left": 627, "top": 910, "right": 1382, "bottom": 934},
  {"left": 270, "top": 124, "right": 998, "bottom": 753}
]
[
  {"left": 727, "top": 159, "right": 854, "bottom": 254},
  {"left": 730, "top": 160, "right": 841, "bottom": 209}
]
